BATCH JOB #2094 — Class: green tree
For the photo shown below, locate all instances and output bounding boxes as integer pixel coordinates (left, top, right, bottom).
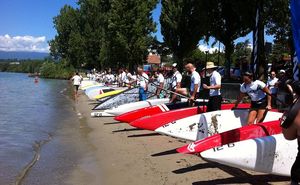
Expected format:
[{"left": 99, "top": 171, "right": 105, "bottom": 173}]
[
  {"left": 265, "top": 0, "right": 292, "bottom": 53},
  {"left": 106, "top": 0, "right": 157, "bottom": 70},
  {"left": 207, "top": 0, "right": 256, "bottom": 78},
  {"left": 49, "top": 5, "right": 82, "bottom": 67},
  {"left": 160, "top": 0, "right": 210, "bottom": 69}
]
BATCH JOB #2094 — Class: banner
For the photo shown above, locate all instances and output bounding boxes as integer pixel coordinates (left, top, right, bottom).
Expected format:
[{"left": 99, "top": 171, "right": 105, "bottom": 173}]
[{"left": 291, "top": 0, "right": 300, "bottom": 80}]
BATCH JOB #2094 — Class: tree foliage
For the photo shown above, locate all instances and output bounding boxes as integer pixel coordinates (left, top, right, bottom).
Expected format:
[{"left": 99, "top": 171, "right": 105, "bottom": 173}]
[
  {"left": 160, "top": 0, "right": 210, "bottom": 69},
  {"left": 50, "top": 0, "right": 157, "bottom": 70}
]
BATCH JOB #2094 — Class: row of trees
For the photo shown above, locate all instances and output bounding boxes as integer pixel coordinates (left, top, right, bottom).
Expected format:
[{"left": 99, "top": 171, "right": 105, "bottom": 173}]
[
  {"left": 50, "top": 0, "right": 292, "bottom": 78},
  {"left": 50, "top": 0, "right": 157, "bottom": 71},
  {"left": 161, "top": 0, "right": 291, "bottom": 77}
]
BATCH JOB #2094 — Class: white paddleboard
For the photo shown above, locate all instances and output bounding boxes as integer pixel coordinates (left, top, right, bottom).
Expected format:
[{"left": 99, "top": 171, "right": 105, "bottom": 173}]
[
  {"left": 91, "top": 112, "right": 114, "bottom": 117},
  {"left": 85, "top": 87, "right": 112, "bottom": 100},
  {"left": 201, "top": 134, "right": 298, "bottom": 176},
  {"left": 80, "top": 80, "right": 99, "bottom": 89},
  {"left": 103, "top": 98, "right": 170, "bottom": 116},
  {"left": 155, "top": 110, "right": 283, "bottom": 141}
]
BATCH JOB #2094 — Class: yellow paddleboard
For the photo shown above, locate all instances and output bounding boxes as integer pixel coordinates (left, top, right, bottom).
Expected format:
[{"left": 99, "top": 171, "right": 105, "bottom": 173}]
[{"left": 95, "top": 89, "right": 124, "bottom": 99}]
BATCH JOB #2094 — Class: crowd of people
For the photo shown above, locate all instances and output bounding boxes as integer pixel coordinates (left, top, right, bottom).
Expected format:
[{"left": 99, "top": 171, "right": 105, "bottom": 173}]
[{"left": 70, "top": 61, "right": 300, "bottom": 184}]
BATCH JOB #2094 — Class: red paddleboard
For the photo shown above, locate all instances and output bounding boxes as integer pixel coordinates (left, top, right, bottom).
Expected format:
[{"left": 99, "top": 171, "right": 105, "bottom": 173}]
[
  {"left": 114, "top": 101, "right": 194, "bottom": 123},
  {"left": 115, "top": 105, "right": 164, "bottom": 123},
  {"left": 129, "top": 104, "right": 250, "bottom": 131},
  {"left": 115, "top": 102, "right": 250, "bottom": 123},
  {"left": 177, "top": 120, "right": 281, "bottom": 154}
]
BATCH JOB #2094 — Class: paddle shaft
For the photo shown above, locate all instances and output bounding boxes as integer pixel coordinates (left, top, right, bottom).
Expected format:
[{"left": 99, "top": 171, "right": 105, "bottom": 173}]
[{"left": 138, "top": 74, "right": 191, "bottom": 99}]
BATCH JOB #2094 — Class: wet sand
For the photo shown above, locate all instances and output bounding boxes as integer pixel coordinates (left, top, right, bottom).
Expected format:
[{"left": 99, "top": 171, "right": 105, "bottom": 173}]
[{"left": 70, "top": 94, "right": 290, "bottom": 185}]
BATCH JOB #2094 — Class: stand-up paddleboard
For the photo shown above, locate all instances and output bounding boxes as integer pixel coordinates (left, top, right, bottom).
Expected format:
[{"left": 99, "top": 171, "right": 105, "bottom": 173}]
[
  {"left": 177, "top": 120, "right": 282, "bottom": 154},
  {"left": 100, "top": 98, "right": 170, "bottom": 117},
  {"left": 129, "top": 104, "right": 250, "bottom": 131},
  {"left": 155, "top": 109, "right": 282, "bottom": 141},
  {"left": 84, "top": 85, "right": 107, "bottom": 93},
  {"left": 200, "top": 134, "right": 297, "bottom": 176},
  {"left": 114, "top": 100, "right": 211, "bottom": 123},
  {"left": 91, "top": 111, "right": 115, "bottom": 117},
  {"left": 85, "top": 87, "right": 114, "bottom": 100},
  {"left": 94, "top": 89, "right": 125, "bottom": 100},
  {"left": 82, "top": 84, "right": 105, "bottom": 91},
  {"left": 92, "top": 85, "right": 157, "bottom": 110},
  {"left": 80, "top": 80, "right": 99, "bottom": 90}
]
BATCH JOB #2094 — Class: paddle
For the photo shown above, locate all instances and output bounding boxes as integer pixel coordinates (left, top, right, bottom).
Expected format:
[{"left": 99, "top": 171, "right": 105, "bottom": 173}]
[{"left": 138, "top": 74, "right": 194, "bottom": 101}]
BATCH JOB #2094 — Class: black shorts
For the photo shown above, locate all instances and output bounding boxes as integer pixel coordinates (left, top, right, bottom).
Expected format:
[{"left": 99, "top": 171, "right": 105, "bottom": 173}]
[
  {"left": 74, "top": 85, "right": 79, "bottom": 91},
  {"left": 251, "top": 98, "right": 267, "bottom": 110},
  {"left": 207, "top": 95, "right": 222, "bottom": 112},
  {"left": 291, "top": 155, "right": 300, "bottom": 183}
]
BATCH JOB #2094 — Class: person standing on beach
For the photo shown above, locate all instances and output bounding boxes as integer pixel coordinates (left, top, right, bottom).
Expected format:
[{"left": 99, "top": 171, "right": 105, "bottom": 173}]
[
  {"left": 154, "top": 68, "right": 165, "bottom": 98},
  {"left": 137, "top": 66, "right": 149, "bottom": 101},
  {"left": 169, "top": 63, "right": 183, "bottom": 102},
  {"left": 170, "top": 63, "right": 201, "bottom": 103},
  {"left": 234, "top": 72, "right": 272, "bottom": 124},
  {"left": 71, "top": 72, "right": 82, "bottom": 97},
  {"left": 276, "top": 70, "right": 294, "bottom": 110},
  {"left": 118, "top": 68, "right": 126, "bottom": 87},
  {"left": 267, "top": 71, "right": 278, "bottom": 107},
  {"left": 203, "top": 62, "right": 222, "bottom": 112}
]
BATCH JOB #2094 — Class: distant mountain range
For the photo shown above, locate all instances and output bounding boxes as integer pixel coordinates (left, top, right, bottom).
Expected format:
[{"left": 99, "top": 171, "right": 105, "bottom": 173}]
[{"left": 0, "top": 51, "right": 49, "bottom": 60}]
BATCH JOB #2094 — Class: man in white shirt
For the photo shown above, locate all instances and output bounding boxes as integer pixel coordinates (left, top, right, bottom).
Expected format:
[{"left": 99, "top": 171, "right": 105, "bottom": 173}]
[
  {"left": 169, "top": 63, "right": 183, "bottom": 102},
  {"left": 71, "top": 72, "right": 82, "bottom": 97},
  {"left": 137, "top": 66, "right": 149, "bottom": 101},
  {"left": 118, "top": 68, "right": 127, "bottom": 87},
  {"left": 267, "top": 71, "right": 278, "bottom": 107},
  {"left": 234, "top": 72, "right": 272, "bottom": 124},
  {"left": 171, "top": 63, "right": 201, "bottom": 103},
  {"left": 203, "top": 62, "right": 222, "bottom": 111},
  {"left": 154, "top": 69, "right": 165, "bottom": 98}
]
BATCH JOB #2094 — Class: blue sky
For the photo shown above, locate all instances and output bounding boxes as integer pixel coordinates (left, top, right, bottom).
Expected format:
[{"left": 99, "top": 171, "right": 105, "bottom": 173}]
[{"left": 0, "top": 0, "right": 273, "bottom": 53}]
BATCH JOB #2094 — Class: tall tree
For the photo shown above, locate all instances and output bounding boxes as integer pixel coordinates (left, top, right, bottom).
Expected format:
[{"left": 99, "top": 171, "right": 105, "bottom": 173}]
[
  {"left": 49, "top": 5, "right": 83, "bottom": 67},
  {"left": 207, "top": 0, "right": 256, "bottom": 78},
  {"left": 106, "top": 0, "right": 157, "bottom": 70},
  {"left": 160, "top": 0, "right": 210, "bottom": 69},
  {"left": 265, "top": 0, "right": 292, "bottom": 53}
]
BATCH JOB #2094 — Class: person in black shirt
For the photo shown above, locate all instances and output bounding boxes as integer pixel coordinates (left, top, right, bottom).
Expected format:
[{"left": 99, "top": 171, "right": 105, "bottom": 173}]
[{"left": 281, "top": 81, "right": 300, "bottom": 184}]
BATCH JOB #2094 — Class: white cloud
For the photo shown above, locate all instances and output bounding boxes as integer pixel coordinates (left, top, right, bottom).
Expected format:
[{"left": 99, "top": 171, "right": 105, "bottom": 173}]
[
  {"left": 0, "top": 34, "right": 49, "bottom": 53},
  {"left": 198, "top": 44, "right": 224, "bottom": 54}
]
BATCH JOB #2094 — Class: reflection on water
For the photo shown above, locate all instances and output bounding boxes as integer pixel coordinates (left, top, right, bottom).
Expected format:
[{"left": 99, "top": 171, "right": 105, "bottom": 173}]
[{"left": 0, "top": 72, "right": 90, "bottom": 184}]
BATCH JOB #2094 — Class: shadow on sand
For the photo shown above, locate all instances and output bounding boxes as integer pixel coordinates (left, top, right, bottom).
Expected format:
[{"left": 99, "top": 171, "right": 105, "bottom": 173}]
[
  {"left": 127, "top": 133, "right": 161, "bottom": 138},
  {"left": 173, "top": 161, "right": 290, "bottom": 185}
]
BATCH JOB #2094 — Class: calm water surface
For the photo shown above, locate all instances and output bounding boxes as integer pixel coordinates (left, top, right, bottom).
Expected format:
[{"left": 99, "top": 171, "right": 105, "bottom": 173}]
[{"left": 0, "top": 72, "right": 98, "bottom": 185}]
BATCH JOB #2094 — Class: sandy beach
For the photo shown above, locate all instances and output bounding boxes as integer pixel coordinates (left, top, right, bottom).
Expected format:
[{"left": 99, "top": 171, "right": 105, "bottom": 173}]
[{"left": 70, "top": 93, "right": 291, "bottom": 185}]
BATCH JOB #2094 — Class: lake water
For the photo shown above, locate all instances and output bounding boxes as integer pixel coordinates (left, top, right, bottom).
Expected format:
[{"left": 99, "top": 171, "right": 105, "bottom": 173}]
[{"left": 0, "top": 72, "right": 99, "bottom": 185}]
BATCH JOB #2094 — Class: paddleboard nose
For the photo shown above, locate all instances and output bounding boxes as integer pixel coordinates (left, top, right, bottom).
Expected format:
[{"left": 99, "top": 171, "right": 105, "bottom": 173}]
[
  {"left": 129, "top": 117, "right": 158, "bottom": 131},
  {"left": 114, "top": 114, "right": 130, "bottom": 122}
]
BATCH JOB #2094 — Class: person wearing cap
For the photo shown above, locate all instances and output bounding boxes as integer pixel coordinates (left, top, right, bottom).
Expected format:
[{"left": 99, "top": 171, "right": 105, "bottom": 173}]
[
  {"left": 203, "top": 62, "right": 222, "bottom": 112},
  {"left": 276, "top": 69, "right": 294, "bottom": 110},
  {"left": 170, "top": 63, "right": 201, "bottom": 103},
  {"left": 234, "top": 72, "right": 272, "bottom": 125},
  {"left": 169, "top": 63, "right": 183, "bottom": 102}
]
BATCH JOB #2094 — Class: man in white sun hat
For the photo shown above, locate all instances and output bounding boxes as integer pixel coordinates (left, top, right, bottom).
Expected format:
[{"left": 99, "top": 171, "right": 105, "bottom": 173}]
[{"left": 203, "top": 62, "right": 222, "bottom": 111}]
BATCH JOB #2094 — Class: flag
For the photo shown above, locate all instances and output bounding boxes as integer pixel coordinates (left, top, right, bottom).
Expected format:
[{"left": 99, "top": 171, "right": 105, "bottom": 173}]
[
  {"left": 251, "top": 0, "right": 264, "bottom": 80},
  {"left": 251, "top": 7, "right": 259, "bottom": 76},
  {"left": 291, "top": 0, "right": 300, "bottom": 80}
]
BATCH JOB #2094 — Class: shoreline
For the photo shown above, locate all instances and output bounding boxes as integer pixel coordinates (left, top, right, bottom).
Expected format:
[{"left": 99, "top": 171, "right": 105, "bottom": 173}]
[{"left": 72, "top": 93, "right": 290, "bottom": 185}]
